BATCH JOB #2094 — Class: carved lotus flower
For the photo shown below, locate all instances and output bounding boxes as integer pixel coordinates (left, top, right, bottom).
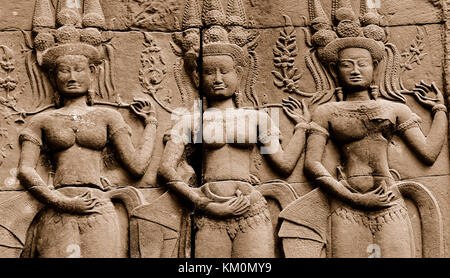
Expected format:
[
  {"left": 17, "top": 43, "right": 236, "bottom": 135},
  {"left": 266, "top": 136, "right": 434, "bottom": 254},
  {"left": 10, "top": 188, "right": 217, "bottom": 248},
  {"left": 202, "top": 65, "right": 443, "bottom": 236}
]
[
  {"left": 228, "top": 27, "right": 249, "bottom": 47},
  {"left": 34, "top": 32, "right": 55, "bottom": 51},
  {"left": 80, "top": 28, "right": 102, "bottom": 46},
  {"left": 55, "top": 25, "right": 80, "bottom": 44},
  {"left": 182, "top": 30, "right": 200, "bottom": 52},
  {"left": 203, "top": 25, "right": 228, "bottom": 44},
  {"left": 337, "top": 21, "right": 362, "bottom": 38},
  {"left": 363, "top": 25, "right": 386, "bottom": 41},
  {"left": 312, "top": 29, "right": 338, "bottom": 47}
]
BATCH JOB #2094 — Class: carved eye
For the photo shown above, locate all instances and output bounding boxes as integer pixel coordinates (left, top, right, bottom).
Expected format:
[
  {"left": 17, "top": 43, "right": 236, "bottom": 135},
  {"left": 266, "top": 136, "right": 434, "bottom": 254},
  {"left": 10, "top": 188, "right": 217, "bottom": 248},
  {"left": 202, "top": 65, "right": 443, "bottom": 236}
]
[
  {"left": 221, "top": 69, "right": 231, "bottom": 74},
  {"left": 58, "top": 68, "right": 70, "bottom": 73},
  {"left": 202, "top": 68, "right": 215, "bottom": 75},
  {"left": 339, "top": 62, "right": 353, "bottom": 68},
  {"left": 358, "top": 61, "right": 370, "bottom": 67}
]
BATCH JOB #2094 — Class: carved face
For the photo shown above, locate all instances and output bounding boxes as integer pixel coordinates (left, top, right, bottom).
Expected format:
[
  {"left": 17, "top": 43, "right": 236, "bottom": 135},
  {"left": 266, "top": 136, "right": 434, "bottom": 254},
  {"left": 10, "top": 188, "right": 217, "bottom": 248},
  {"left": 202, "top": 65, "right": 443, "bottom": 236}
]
[
  {"left": 337, "top": 48, "right": 374, "bottom": 91},
  {"left": 202, "top": 55, "right": 241, "bottom": 101},
  {"left": 54, "top": 55, "right": 93, "bottom": 97}
]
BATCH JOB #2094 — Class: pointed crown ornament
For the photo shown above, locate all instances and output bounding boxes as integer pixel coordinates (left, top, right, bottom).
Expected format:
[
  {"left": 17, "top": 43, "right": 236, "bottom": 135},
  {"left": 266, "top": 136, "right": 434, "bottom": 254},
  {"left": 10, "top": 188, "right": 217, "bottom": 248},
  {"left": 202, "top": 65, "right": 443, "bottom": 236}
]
[
  {"left": 310, "top": 0, "right": 385, "bottom": 64},
  {"left": 32, "top": 0, "right": 106, "bottom": 69},
  {"left": 172, "top": 0, "right": 260, "bottom": 107},
  {"left": 202, "top": 0, "right": 255, "bottom": 68}
]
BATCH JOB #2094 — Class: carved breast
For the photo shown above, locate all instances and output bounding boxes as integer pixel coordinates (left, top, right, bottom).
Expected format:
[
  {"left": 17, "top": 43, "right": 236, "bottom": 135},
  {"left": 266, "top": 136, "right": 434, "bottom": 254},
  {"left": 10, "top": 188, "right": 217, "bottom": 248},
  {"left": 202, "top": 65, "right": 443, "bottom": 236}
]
[
  {"left": 42, "top": 111, "right": 108, "bottom": 152},
  {"left": 202, "top": 109, "right": 257, "bottom": 149},
  {"left": 328, "top": 101, "right": 396, "bottom": 143}
]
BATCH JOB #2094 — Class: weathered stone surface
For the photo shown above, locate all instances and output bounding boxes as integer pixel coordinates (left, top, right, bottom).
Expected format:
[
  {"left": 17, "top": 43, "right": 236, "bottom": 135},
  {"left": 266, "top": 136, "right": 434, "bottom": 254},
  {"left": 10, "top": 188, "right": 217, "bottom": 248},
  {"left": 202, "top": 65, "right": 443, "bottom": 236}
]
[{"left": 0, "top": 0, "right": 448, "bottom": 259}]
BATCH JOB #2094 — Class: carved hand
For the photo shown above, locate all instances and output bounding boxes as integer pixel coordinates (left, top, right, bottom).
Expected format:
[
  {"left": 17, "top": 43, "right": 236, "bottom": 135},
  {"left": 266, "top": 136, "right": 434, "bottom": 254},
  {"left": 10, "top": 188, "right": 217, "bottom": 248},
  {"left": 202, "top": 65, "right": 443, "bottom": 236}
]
[
  {"left": 54, "top": 191, "right": 100, "bottom": 215},
  {"left": 350, "top": 185, "right": 395, "bottom": 210},
  {"left": 281, "top": 96, "right": 311, "bottom": 124},
  {"left": 203, "top": 190, "right": 250, "bottom": 218},
  {"left": 129, "top": 98, "right": 157, "bottom": 124},
  {"left": 412, "top": 81, "right": 445, "bottom": 110}
]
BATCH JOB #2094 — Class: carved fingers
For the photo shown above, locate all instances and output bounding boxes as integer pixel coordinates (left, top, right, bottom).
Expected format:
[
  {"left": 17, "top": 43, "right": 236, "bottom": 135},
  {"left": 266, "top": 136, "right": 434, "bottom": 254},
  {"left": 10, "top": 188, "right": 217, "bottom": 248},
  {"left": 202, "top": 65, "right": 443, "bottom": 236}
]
[
  {"left": 203, "top": 191, "right": 251, "bottom": 218},
  {"left": 130, "top": 97, "right": 156, "bottom": 121},
  {"left": 412, "top": 80, "right": 444, "bottom": 109},
  {"left": 281, "top": 96, "right": 310, "bottom": 124},
  {"left": 228, "top": 190, "right": 251, "bottom": 216},
  {"left": 57, "top": 191, "right": 101, "bottom": 215},
  {"left": 352, "top": 185, "right": 395, "bottom": 210}
]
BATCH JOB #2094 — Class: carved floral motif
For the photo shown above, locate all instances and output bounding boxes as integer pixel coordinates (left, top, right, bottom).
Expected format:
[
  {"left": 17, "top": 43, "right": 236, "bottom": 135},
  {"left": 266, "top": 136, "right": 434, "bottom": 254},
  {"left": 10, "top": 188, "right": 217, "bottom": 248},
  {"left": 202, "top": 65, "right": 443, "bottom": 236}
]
[
  {"left": 272, "top": 16, "right": 307, "bottom": 96},
  {"left": 129, "top": 0, "right": 181, "bottom": 30}
]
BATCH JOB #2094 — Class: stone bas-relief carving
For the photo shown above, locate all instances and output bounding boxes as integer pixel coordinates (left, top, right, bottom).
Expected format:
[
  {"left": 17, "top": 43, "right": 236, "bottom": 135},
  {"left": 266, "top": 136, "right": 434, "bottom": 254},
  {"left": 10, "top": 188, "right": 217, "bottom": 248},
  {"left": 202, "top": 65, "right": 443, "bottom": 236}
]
[
  {"left": 278, "top": 0, "right": 448, "bottom": 258},
  {"left": 158, "top": 0, "right": 311, "bottom": 258},
  {"left": 0, "top": 0, "right": 448, "bottom": 258},
  {"left": 19, "top": 0, "right": 159, "bottom": 257}
]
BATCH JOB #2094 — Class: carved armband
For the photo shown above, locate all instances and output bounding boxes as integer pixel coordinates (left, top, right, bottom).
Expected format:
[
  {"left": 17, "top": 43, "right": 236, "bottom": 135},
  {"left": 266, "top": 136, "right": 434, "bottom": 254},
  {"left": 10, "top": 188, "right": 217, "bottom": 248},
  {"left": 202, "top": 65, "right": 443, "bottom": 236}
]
[
  {"left": 396, "top": 113, "right": 422, "bottom": 134},
  {"left": 308, "top": 122, "right": 330, "bottom": 138},
  {"left": 432, "top": 104, "right": 447, "bottom": 116},
  {"left": 19, "top": 133, "right": 43, "bottom": 148}
]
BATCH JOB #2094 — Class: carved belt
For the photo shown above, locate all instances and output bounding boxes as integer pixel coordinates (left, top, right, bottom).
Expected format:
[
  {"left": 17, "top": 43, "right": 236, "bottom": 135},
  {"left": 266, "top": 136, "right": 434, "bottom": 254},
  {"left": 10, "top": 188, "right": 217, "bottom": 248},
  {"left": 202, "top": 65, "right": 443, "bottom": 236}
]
[
  {"left": 194, "top": 196, "right": 271, "bottom": 240},
  {"left": 331, "top": 199, "right": 409, "bottom": 234},
  {"left": 56, "top": 186, "right": 116, "bottom": 213},
  {"left": 200, "top": 180, "right": 261, "bottom": 204}
]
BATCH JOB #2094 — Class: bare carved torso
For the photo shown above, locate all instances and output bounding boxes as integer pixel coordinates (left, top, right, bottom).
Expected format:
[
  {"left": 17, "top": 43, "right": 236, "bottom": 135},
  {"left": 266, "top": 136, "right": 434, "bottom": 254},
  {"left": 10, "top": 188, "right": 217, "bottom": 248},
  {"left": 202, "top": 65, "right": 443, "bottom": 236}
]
[{"left": 320, "top": 99, "right": 403, "bottom": 194}]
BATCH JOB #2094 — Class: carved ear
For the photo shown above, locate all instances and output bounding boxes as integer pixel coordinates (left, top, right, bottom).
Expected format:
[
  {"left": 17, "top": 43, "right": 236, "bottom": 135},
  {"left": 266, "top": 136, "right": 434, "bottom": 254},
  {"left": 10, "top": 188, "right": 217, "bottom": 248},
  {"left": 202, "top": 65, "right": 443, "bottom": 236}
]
[
  {"left": 89, "top": 64, "right": 96, "bottom": 74},
  {"left": 372, "top": 60, "right": 380, "bottom": 81},
  {"left": 236, "top": 65, "right": 243, "bottom": 81},
  {"left": 89, "top": 64, "right": 97, "bottom": 80}
]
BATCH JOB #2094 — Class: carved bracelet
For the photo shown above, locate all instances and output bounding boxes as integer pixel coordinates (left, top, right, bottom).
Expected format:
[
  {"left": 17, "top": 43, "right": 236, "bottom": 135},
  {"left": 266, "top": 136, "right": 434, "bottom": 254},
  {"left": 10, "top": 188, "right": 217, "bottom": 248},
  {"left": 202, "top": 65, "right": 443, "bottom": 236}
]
[
  {"left": 145, "top": 116, "right": 158, "bottom": 127},
  {"left": 432, "top": 104, "right": 447, "bottom": 116},
  {"left": 294, "top": 122, "right": 310, "bottom": 131}
]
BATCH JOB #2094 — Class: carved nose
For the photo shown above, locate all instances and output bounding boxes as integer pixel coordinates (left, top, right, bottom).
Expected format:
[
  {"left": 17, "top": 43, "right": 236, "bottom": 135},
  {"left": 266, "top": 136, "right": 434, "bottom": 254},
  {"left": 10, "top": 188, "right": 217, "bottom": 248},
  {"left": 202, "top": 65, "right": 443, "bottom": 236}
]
[
  {"left": 69, "top": 70, "right": 77, "bottom": 81},
  {"left": 351, "top": 66, "right": 361, "bottom": 75},
  {"left": 214, "top": 70, "right": 223, "bottom": 83}
]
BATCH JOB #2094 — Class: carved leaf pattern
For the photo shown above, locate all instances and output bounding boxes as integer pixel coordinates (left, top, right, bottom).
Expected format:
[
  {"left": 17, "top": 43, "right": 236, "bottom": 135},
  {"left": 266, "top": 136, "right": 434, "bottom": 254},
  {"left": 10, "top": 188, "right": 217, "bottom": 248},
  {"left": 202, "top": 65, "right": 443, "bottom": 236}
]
[
  {"left": 400, "top": 27, "right": 428, "bottom": 72},
  {"left": 272, "top": 15, "right": 308, "bottom": 96}
]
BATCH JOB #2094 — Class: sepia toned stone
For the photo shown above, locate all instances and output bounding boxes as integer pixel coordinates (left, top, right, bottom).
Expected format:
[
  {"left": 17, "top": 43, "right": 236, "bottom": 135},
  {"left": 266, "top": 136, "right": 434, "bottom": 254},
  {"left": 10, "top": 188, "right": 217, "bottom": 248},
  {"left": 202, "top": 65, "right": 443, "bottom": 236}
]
[{"left": 0, "top": 0, "right": 448, "bottom": 259}]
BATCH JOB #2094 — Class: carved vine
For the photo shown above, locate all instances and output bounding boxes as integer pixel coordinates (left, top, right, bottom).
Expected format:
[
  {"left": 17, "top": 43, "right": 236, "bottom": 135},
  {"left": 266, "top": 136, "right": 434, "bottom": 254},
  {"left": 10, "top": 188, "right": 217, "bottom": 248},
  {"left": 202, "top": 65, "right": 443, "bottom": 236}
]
[
  {"left": 139, "top": 33, "right": 176, "bottom": 114},
  {"left": 400, "top": 27, "right": 428, "bottom": 72},
  {"left": 0, "top": 45, "right": 21, "bottom": 166},
  {"left": 272, "top": 15, "right": 304, "bottom": 96},
  {"left": 129, "top": 0, "right": 181, "bottom": 30}
]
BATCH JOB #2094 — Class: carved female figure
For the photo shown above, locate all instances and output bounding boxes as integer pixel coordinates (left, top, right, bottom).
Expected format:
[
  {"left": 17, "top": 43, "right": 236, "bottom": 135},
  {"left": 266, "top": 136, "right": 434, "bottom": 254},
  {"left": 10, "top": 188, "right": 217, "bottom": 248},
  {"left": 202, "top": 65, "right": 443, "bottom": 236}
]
[
  {"left": 158, "top": 4, "right": 310, "bottom": 257},
  {"left": 17, "top": 27, "right": 157, "bottom": 258},
  {"left": 304, "top": 8, "right": 448, "bottom": 257}
]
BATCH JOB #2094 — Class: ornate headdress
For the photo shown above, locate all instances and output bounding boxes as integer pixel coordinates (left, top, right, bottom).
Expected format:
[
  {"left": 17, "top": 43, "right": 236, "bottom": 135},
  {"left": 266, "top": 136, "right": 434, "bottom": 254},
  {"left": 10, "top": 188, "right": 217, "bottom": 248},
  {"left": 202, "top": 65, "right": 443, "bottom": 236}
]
[
  {"left": 32, "top": 0, "right": 105, "bottom": 69},
  {"left": 306, "top": 0, "right": 409, "bottom": 103},
  {"left": 172, "top": 0, "right": 260, "bottom": 107},
  {"left": 310, "top": 0, "right": 385, "bottom": 64},
  {"left": 202, "top": 0, "right": 253, "bottom": 68}
]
